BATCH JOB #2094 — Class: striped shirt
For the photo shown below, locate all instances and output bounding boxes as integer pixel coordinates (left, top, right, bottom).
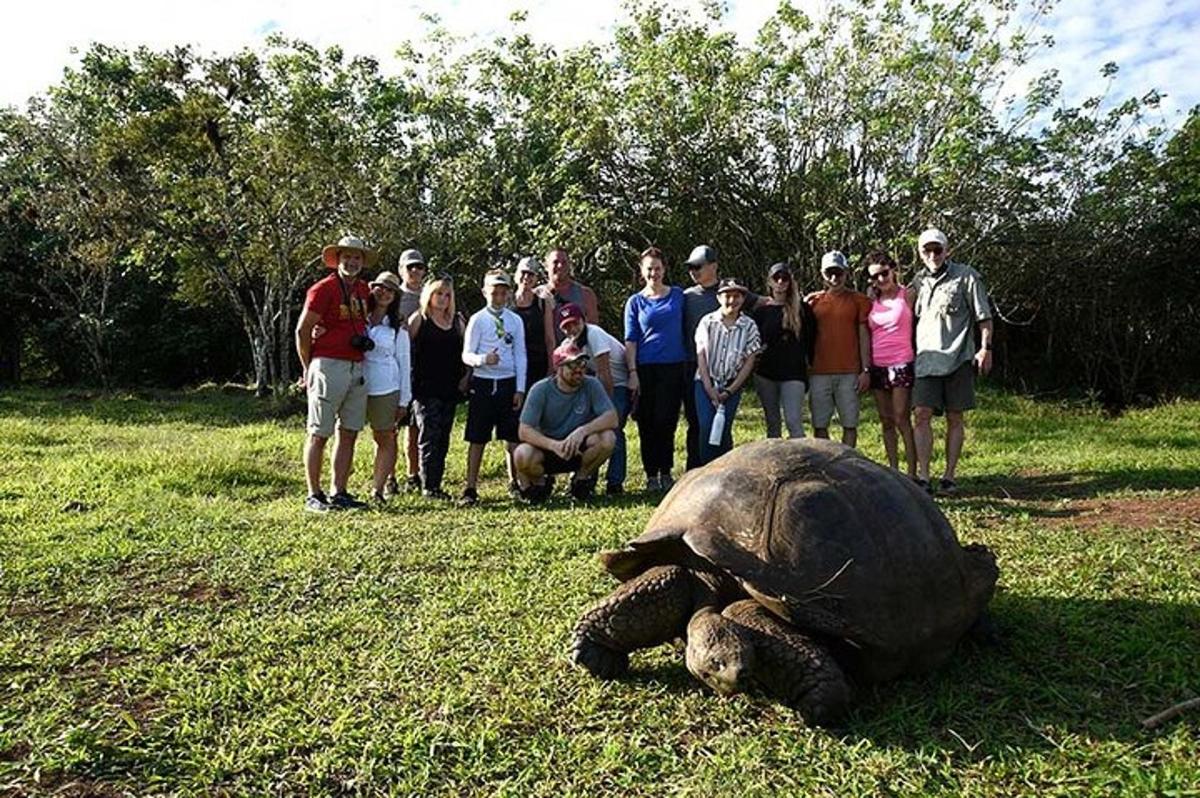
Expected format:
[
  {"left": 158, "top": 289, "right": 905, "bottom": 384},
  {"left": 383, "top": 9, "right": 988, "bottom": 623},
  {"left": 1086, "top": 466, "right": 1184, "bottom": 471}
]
[{"left": 694, "top": 311, "right": 763, "bottom": 390}]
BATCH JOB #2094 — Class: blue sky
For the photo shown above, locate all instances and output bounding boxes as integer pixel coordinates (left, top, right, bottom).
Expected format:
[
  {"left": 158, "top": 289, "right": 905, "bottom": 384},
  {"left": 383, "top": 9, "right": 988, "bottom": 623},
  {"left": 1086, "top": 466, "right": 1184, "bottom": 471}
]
[{"left": 4, "top": 0, "right": 1197, "bottom": 130}]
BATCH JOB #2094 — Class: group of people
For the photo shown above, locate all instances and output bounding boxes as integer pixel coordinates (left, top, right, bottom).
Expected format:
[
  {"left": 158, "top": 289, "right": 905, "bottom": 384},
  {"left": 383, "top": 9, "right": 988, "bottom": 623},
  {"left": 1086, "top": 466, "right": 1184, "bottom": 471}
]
[{"left": 295, "top": 228, "right": 992, "bottom": 512}]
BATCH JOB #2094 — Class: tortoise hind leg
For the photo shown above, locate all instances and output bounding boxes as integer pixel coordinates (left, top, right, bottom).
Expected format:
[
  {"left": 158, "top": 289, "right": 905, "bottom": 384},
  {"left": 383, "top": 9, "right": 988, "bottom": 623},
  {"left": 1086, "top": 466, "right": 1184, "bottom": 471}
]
[
  {"left": 570, "top": 565, "right": 697, "bottom": 679},
  {"left": 722, "top": 600, "right": 852, "bottom": 725}
]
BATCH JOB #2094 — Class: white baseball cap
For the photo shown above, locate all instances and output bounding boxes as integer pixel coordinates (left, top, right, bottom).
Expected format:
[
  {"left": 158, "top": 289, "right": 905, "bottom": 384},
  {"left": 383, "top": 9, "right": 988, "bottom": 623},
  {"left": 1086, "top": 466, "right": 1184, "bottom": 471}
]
[{"left": 919, "top": 228, "right": 949, "bottom": 249}]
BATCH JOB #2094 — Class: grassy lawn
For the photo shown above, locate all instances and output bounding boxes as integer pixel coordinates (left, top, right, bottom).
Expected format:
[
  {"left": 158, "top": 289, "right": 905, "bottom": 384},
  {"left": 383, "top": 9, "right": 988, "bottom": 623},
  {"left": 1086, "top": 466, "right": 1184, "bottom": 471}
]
[{"left": 1, "top": 386, "right": 1197, "bottom": 796}]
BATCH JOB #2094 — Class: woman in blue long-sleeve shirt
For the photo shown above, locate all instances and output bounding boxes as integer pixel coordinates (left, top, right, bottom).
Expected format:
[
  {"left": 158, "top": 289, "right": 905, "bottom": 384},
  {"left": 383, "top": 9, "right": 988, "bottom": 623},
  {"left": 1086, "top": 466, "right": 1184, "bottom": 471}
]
[{"left": 623, "top": 247, "right": 687, "bottom": 492}]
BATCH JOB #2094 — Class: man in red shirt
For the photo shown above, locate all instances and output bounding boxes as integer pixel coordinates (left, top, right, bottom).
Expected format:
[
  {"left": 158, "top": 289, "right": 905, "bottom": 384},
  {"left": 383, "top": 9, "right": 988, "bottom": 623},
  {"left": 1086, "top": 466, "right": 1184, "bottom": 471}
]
[{"left": 295, "top": 235, "right": 378, "bottom": 512}]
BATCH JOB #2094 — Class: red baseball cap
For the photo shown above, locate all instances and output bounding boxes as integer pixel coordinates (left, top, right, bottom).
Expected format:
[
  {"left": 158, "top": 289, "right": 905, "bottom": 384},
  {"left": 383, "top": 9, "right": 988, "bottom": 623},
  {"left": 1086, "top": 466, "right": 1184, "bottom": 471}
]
[
  {"left": 555, "top": 302, "right": 585, "bottom": 330},
  {"left": 552, "top": 341, "right": 590, "bottom": 369}
]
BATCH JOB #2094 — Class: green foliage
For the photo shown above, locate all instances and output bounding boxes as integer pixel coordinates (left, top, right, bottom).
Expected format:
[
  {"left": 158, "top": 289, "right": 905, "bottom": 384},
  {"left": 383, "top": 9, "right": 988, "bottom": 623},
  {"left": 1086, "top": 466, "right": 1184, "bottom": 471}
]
[
  {"left": 0, "top": 0, "right": 1195, "bottom": 405},
  {"left": 0, "top": 387, "right": 1198, "bottom": 793}
]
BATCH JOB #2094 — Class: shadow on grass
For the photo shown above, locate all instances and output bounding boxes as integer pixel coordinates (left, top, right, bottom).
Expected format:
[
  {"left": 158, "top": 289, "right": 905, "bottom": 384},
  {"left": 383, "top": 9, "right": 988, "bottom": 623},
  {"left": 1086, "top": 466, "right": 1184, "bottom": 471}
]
[
  {"left": 952, "top": 468, "right": 1200, "bottom": 502},
  {"left": 608, "top": 594, "right": 1199, "bottom": 751},
  {"left": 848, "top": 593, "right": 1200, "bottom": 751},
  {"left": 0, "top": 386, "right": 304, "bottom": 428}
]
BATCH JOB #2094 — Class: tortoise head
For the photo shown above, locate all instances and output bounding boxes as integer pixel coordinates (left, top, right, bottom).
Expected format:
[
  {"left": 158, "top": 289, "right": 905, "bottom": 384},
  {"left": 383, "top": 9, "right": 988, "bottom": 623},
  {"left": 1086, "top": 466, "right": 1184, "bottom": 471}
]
[{"left": 685, "top": 607, "right": 755, "bottom": 696}]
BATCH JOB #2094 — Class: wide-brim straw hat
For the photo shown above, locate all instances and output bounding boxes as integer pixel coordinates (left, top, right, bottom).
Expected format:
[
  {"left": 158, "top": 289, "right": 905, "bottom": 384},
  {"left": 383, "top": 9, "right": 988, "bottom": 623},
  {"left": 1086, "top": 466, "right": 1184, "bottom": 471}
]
[{"left": 322, "top": 235, "right": 380, "bottom": 269}]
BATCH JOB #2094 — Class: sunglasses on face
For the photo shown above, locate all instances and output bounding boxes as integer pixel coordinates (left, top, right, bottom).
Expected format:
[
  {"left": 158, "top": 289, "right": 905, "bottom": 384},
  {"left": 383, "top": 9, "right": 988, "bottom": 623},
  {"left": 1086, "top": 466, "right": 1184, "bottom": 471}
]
[
  {"left": 823, "top": 269, "right": 846, "bottom": 278},
  {"left": 922, "top": 245, "right": 944, "bottom": 255},
  {"left": 771, "top": 273, "right": 791, "bottom": 282},
  {"left": 869, "top": 269, "right": 891, "bottom": 281}
]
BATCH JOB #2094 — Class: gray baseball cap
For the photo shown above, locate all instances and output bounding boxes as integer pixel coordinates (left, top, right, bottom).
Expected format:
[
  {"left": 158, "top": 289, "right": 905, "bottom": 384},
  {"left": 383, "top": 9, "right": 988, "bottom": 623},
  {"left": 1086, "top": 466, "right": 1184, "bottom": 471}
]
[
  {"left": 685, "top": 245, "right": 717, "bottom": 268},
  {"left": 399, "top": 248, "right": 426, "bottom": 268},
  {"left": 515, "top": 256, "right": 540, "bottom": 275},
  {"left": 820, "top": 251, "right": 849, "bottom": 273}
]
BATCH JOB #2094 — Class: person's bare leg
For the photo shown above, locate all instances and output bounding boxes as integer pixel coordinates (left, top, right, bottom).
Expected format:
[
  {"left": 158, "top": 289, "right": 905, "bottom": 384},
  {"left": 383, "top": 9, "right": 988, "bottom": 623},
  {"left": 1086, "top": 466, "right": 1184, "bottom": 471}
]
[
  {"left": 873, "top": 389, "right": 897, "bottom": 469},
  {"left": 577, "top": 431, "right": 616, "bottom": 478},
  {"left": 893, "top": 387, "right": 917, "bottom": 477},
  {"left": 330, "top": 428, "right": 358, "bottom": 494},
  {"left": 505, "top": 443, "right": 518, "bottom": 485},
  {"left": 913, "top": 406, "right": 934, "bottom": 482},
  {"left": 405, "top": 424, "right": 419, "bottom": 480},
  {"left": 841, "top": 427, "right": 857, "bottom": 448},
  {"left": 372, "top": 429, "right": 397, "bottom": 495},
  {"left": 304, "top": 435, "right": 328, "bottom": 495},
  {"left": 513, "top": 443, "right": 544, "bottom": 488},
  {"left": 465, "top": 442, "right": 486, "bottom": 490},
  {"left": 943, "top": 410, "right": 965, "bottom": 482}
]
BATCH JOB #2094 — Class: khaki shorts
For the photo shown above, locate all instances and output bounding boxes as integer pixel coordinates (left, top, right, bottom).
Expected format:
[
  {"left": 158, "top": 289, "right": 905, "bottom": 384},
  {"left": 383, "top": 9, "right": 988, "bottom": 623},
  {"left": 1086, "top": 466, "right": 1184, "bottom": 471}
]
[
  {"left": 914, "top": 361, "right": 976, "bottom": 413},
  {"left": 809, "top": 372, "right": 860, "bottom": 429},
  {"left": 306, "top": 357, "right": 367, "bottom": 437},
  {"left": 367, "top": 391, "right": 402, "bottom": 432}
]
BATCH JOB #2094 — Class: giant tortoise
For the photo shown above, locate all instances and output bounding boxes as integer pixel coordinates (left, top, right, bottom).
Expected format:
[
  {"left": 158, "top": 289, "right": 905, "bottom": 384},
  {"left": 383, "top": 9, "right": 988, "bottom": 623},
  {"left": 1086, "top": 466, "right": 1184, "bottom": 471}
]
[{"left": 569, "top": 439, "right": 998, "bottom": 723}]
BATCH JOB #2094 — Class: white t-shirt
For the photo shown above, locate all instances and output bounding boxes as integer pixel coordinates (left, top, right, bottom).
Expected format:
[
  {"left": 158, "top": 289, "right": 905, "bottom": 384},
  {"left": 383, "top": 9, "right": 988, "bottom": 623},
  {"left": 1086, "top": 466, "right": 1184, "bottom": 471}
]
[{"left": 579, "top": 324, "right": 629, "bottom": 388}]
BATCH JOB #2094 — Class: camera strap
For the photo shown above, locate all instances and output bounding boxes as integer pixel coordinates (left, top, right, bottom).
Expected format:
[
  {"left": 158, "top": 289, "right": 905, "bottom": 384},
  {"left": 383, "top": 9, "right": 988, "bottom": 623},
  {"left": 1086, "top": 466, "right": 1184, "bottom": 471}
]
[{"left": 337, "top": 276, "right": 365, "bottom": 339}]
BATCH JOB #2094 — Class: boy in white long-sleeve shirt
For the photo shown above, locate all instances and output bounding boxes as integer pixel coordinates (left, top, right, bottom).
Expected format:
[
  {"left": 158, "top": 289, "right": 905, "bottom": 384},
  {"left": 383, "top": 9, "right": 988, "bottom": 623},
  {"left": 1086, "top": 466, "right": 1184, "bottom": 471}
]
[{"left": 460, "top": 269, "right": 527, "bottom": 504}]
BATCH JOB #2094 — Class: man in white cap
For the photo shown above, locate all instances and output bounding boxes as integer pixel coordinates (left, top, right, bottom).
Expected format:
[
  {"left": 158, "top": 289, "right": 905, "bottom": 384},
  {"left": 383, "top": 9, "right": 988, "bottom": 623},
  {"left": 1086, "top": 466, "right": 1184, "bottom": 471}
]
[
  {"left": 295, "top": 235, "right": 379, "bottom": 512},
  {"left": 805, "top": 250, "right": 871, "bottom": 447},
  {"left": 392, "top": 247, "right": 427, "bottom": 496},
  {"left": 460, "top": 269, "right": 528, "bottom": 505},
  {"left": 910, "top": 228, "right": 994, "bottom": 495}
]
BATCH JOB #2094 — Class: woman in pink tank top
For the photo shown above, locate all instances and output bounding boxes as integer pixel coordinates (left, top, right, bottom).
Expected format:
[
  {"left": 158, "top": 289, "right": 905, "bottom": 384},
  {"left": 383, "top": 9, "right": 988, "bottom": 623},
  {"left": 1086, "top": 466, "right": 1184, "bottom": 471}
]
[{"left": 864, "top": 251, "right": 916, "bottom": 477}]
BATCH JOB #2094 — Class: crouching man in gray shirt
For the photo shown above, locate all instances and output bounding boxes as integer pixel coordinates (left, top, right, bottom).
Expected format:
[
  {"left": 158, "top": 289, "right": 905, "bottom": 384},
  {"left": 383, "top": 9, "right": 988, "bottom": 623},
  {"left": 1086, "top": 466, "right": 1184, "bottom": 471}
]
[{"left": 515, "top": 341, "right": 617, "bottom": 503}]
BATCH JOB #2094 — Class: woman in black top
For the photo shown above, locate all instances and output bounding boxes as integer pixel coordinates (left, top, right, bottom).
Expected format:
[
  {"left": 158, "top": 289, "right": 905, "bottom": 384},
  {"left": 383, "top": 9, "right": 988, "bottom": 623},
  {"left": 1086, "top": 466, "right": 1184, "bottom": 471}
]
[
  {"left": 752, "top": 262, "right": 816, "bottom": 438},
  {"left": 407, "top": 275, "right": 467, "bottom": 499},
  {"left": 511, "top": 257, "right": 549, "bottom": 386}
]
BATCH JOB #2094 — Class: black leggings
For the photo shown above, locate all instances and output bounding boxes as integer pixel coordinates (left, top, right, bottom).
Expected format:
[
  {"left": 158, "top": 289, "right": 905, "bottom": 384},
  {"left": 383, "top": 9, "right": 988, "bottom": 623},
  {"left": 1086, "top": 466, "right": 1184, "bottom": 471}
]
[{"left": 635, "top": 361, "right": 686, "bottom": 476}]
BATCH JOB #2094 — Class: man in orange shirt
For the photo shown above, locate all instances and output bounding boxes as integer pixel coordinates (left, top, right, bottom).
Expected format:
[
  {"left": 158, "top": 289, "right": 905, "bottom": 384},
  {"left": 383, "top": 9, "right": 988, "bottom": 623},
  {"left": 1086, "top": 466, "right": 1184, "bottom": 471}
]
[{"left": 805, "top": 251, "right": 871, "bottom": 447}]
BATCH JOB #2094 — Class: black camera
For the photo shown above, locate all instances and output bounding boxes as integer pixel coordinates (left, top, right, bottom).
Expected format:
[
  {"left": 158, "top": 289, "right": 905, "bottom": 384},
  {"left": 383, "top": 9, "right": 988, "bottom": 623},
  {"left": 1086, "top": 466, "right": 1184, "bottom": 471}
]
[{"left": 350, "top": 334, "right": 375, "bottom": 352}]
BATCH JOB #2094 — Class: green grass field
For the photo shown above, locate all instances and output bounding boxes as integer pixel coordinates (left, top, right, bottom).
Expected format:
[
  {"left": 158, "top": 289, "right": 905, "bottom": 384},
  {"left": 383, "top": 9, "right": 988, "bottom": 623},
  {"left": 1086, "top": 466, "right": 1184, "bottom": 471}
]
[{"left": 1, "top": 386, "right": 1197, "bottom": 796}]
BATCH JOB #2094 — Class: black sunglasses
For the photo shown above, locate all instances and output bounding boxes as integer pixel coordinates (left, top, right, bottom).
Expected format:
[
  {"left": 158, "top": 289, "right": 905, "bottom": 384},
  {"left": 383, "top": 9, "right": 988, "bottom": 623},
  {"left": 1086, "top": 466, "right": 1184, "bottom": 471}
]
[
  {"left": 922, "top": 245, "right": 944, "bottom": 255},
  {"left": 869, "top": 269, "right": 891, "bottom": 281},
  {"left": 770, "top": 272, "right": 791, "bottom": 282}
]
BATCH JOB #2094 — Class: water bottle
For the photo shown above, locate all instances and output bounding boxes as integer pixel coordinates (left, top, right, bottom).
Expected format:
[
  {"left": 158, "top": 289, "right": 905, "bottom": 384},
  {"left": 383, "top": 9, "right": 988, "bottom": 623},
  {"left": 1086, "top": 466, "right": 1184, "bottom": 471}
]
[{"left": 708, "top": 403, "right": 727, "bottom": 447}]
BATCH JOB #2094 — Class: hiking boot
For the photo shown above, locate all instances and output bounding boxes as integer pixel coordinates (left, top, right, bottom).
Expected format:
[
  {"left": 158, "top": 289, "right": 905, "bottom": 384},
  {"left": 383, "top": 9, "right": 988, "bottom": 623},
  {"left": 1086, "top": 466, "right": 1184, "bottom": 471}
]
[
  {"left": 384, "top": 476, "right": 401, "bottom": 498},
  {"left": 304, "top": 491, "right": 331, "bottom": 513},
  {"left": 329, "top": 491, "right": 369, "bottom": 511},
  {"left": 370, "top": 490, "right": 387, "bottom": 506},
  {"left": 423, "top": 488, "right": 452, "bottom": 501},
  {"left": 570, "top": 475, "right": 598, "bottom": 501},
  {"left": 507, "top": 480, "right": 522, "bottom": 498},
  {"left": 645, "top": 474, "right": 661, "bottom": 493},
  {"left": 605, "top": 483, "right": 625, "bottom": 496},
  {"left": 914, "top": 477, "right": 934, "bottom": 495},
  {"left": 406, "top": 475, "right": 422, "bottom": 493},
  {"left": 659, "top": 473, "right": 675, "bottom": 492},
  {"left": 938, "top": 478, "right": 959, "bottom": 496},
  {"left": 459, "top": 487, "right": 480, "bottom": 507}
]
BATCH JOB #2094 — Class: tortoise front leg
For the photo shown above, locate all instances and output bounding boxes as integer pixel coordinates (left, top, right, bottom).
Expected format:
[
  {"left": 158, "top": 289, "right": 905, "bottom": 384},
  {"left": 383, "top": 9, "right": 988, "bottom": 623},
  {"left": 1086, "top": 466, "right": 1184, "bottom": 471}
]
[
  {"left": 723, "top": 600, "right": 852, "bottom": 725},
  {"left": 570, "top": 565, "right": 697, "bottom": 679}
]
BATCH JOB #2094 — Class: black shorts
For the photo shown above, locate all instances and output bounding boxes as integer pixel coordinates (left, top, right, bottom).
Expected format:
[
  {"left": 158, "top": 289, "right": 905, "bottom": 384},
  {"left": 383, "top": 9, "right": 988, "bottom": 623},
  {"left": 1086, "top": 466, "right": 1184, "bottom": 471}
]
[
  {"left": 465, "top": 376, "right": 520, "bottom": 443},
  {"left": 914, "top": 361, "right": 976, "bottom": 413},
  {"left": 537, "top": 437, "right": 593, "bottom": 475}
]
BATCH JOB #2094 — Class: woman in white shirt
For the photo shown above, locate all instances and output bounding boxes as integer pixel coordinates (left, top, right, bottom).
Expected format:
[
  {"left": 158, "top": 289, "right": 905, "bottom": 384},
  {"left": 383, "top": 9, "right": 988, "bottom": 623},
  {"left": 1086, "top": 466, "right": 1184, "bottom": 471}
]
[
  {"left": 556, "top": 302, "right": 631, "bottom": 494},
  {"left": 363, "top": 271, "right": 412, "bottom": 503}
]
